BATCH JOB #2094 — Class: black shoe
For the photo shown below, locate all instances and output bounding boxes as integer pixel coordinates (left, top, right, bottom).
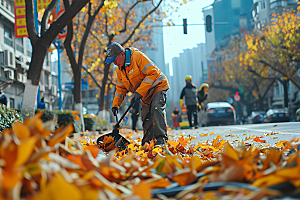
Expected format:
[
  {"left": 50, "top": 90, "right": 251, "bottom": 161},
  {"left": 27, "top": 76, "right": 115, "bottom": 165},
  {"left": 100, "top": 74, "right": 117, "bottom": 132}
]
[{"left": 154, "top": 140, "right": 166, "bottom": 147}]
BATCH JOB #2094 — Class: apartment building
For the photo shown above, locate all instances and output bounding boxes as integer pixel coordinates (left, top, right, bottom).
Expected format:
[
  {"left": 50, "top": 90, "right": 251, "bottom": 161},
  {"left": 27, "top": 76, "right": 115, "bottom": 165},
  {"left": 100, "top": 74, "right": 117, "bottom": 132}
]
[
  {"left": 251, "top": 0, "right": 300, "bottom": 114},
  {"left": 0, "top": 0, "right": 57, "bottom": 109}
]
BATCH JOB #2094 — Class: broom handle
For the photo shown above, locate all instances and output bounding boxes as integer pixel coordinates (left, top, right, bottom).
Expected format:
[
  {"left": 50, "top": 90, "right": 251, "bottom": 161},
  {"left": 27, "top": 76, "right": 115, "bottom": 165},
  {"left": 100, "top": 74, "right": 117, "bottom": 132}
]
[{"left": 116, "top": 98, "right": 136, "bottom": 126}]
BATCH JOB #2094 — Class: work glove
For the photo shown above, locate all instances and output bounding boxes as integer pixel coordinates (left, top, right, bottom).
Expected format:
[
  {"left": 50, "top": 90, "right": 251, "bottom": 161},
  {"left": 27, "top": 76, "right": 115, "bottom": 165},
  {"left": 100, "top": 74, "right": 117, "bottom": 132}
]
[
  {"left": 197, "top": 103, "right": 201, "bottom": 111},
  {"left": 180, "top": 99, "right": 184, "bottom": 108},
  {"left": 111, "top": 107, "right": 118, "bottom": 116},
  {"left": 133, "top": 92, "right": 142, "bottom": 102}
]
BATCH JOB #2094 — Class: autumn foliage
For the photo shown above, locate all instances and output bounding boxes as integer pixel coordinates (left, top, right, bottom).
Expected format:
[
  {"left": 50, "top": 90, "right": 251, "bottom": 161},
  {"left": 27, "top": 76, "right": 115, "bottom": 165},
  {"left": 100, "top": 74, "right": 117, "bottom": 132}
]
[{"left": 1, "top": 113, "right": 300, "bottom": 199}]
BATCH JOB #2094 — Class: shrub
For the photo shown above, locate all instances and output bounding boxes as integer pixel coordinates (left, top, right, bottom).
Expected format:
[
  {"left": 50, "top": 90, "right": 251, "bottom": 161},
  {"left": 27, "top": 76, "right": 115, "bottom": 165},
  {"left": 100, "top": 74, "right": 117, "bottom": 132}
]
[{"left": 0, "top": 104, "right": 23, "bottom": 132}]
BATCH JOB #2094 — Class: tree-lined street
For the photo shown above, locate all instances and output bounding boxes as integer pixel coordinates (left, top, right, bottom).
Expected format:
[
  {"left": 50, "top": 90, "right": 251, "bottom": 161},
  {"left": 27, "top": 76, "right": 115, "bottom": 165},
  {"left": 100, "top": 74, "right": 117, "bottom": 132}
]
[{"left": 1, "top": 0, "right": 300, "bottom": 199}]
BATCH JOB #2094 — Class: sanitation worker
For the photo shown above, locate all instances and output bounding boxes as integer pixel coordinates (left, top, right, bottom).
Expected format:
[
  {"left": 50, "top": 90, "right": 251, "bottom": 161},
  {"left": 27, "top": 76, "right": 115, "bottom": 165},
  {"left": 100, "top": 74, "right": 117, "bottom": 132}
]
[
  {"left": 105, "top": 42, "right": 169, "bottom": 146},
  {"left": 180, "top": 75, "right": 199, "bottom": 128}
]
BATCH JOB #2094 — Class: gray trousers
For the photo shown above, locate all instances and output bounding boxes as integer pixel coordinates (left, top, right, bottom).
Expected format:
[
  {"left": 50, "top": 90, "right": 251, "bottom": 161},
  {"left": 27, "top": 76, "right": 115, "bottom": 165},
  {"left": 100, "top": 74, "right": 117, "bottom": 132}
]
[{"left": 141, "top": 90, "right": 168, "bottom": 145}]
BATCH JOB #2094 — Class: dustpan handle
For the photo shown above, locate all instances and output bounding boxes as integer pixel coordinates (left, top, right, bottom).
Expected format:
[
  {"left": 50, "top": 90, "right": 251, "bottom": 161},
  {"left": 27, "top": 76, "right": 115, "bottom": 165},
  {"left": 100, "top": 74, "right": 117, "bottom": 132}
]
[{"left": 116, "top": 98, "right": 136, "bottom": 125}]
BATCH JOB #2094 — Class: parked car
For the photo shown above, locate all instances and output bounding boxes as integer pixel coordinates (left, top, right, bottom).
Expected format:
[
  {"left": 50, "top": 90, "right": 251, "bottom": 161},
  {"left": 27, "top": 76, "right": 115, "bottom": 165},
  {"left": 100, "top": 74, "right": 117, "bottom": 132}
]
[
  {"left": 296, "top": 108, "right": 300, "bottom": 122},
  {"left": 201, "top": 102, "right": 236, "bottom": 126},
  {"left": 248, "top": 111, "right": 266, "bottom": 124},
  {"left": 263, "top": 109, "right": 290, "bottom": 123}
]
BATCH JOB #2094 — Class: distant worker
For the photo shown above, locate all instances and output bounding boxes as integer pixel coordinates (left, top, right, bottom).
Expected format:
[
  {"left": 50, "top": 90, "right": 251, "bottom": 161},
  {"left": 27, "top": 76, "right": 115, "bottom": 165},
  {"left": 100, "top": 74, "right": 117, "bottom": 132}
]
[
  {"left": 172, "top": 108, "right": 180, "bottom": 129},
  {"left": 37, "top": 97, "right": 46, "bottom": 109},
  {"left": 197, "top": 83, "right": 209, "bottom": 110},
  {"left": 0, "top": 90, "right": 7, "bottom": 106},
  {"left": 180, "top": 75, "right": 199, "bottom": 128},
  {"left": 106, "top": 42, "right": 169, "bottom": 146}
]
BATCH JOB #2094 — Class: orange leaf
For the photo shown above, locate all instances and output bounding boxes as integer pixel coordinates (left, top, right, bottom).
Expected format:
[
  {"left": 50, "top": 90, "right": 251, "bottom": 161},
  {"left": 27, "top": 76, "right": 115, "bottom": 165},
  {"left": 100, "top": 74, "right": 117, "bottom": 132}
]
[
  {"left": 48, "top": 124, "right": 73, "bottom": 147},
  {"left": 172, "top": 168, "right": 197, "bottom": 186},
  {"left": 66, "top": 154, "right": 87, "bottom": 171},
  {"left": 223, "top": 142, "right": 239, "bottom": 161},
  {"left": 1, "top": 169, "right": 21, "bottom": 190},
  {"left": 14, "top": 136, "right": 38, "bottom": 167},
  {"left": 84, "top": 145, "right": 99, "bottom": 158},
  {"left": 253, "top": 137, "right": 266, "bottom": 143},
  {"left": 131, "top": 182, "right": 152, "bottom": 199},
  {"left": 35, "top": 173, "right": 82, "bottom": 200},
  {"left": 13, "top": 122, "right": 30, "bottom": 140}
]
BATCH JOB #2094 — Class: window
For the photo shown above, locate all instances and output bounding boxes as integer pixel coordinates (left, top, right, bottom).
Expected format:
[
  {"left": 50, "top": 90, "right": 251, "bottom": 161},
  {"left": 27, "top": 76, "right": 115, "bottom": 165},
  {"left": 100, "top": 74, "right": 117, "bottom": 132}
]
[
  {"left": 260, "top": 1, "right": 266, "bottom": 10},
  {"left": 4, "top": 25, "right": 13, "bottom": 47},
  {"left": 261, "top": 18, "right": 267, "bottom": 25},
  {"left": 44, "top": 73, "right": 49, "bottom": 85},
  {"left": 25, "top": 38, "right": 32, "bottom": 57},
  {"left": 16, "top": 38, "right": 24, "bottom": 53},
  {"left": 270, "top": 1, "right": 282, "bottom": 9},
  {"left": 45, "top": 53, "right": 49, "bottom": 66}
]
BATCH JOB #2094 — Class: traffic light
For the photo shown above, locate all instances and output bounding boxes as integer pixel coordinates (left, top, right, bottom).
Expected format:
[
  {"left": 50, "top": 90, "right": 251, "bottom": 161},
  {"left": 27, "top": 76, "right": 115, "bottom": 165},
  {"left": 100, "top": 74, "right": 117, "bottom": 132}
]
[
  {"left": 206, "top": 15, "right": 212, "bottom": 32},
  {"left": 235, "top": 91, "right": 239, "bottom": 96},
  {"left": 183, "top": 18, "right": 187, "bottom": 34}
]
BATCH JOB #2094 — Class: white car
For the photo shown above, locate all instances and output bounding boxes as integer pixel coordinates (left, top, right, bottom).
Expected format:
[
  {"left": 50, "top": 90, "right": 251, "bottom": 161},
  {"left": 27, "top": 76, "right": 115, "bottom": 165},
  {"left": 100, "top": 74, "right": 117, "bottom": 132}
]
[{"left": 201, "top": 102, "right": 236, "bottom": 126}]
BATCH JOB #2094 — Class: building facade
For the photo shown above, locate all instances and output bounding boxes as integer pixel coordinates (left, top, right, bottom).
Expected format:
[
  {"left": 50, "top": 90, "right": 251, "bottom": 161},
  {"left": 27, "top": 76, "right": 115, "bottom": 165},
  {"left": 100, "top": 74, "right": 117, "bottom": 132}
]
[
  {"left": 169, "top": 43, "right": 207, "bottom": 107},
  {"left": 251, "top": 0, "right": 300, "bottom": 115},
  {"left": 0, "top": 0, "right": 57, "bottom": 110}
]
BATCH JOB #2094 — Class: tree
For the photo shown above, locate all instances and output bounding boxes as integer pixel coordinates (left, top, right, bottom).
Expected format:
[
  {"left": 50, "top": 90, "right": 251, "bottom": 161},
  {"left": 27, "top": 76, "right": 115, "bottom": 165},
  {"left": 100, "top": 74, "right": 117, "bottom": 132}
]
[
  {"left": 75, "top": 0, "right": 185, "bottom": 111},
  {"left": 63, "top": 0, "right": 105, "bottom": 130},
  {"left": 23, "top": 0, "right": 89, "bottom": 118},
  {"left": 244, "top": 8, "right": 300, "bottom": 89},
  {"left": 208, "top": 35, "right": 275, "bottom": 112}
]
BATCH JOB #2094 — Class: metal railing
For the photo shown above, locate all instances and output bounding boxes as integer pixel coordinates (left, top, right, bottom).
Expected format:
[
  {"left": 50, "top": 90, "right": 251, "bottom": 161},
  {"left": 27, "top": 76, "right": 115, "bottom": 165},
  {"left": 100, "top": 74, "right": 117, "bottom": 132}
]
[{"left": 4, "top": 36, "right": 13, "bottom": 47}]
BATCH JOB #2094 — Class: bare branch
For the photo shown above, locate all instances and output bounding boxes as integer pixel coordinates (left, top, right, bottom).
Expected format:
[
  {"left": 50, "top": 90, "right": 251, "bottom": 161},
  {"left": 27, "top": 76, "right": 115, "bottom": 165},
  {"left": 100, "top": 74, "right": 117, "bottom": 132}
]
[
  {"left": 78, "top": 0, "right": 105, "bottom": 66},
  {"left": 105, "top": 14, "right": 109, "bottom": 36},
  {"left": 82, "top": 65, "right": 102, "bottom": 89},
  {"left": 121, "top": 0, "right": 163, "bottom": 46},
  {"left": 45, "top": 0, "right": 89, "bottom": 44},
  {"left": 90, "top": 30, "right": 104, "bottom": 46},
  {"left": 63, "top": 0, "right": 77, "bottom": 72},
  {"left": 25, "top": 0, "right": 38, "bottom": 44},
  {"left": 262, "top": 80, "right": 275, "bottom": 99},
  {"left": 41, "top": 0, "right": 58, "bottom": 37},
  {"left": 247, "top": 68, "right": 280, "bottom": 80},
  {"left": 118, "top": 1, "right": 140, "bottom": 33}
]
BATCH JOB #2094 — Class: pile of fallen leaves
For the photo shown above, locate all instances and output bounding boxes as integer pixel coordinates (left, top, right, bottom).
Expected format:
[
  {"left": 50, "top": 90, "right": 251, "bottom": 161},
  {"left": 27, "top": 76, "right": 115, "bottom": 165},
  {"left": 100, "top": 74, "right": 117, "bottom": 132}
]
[{"left": 1, "top": 113, "right": 300, "bottom": 199}]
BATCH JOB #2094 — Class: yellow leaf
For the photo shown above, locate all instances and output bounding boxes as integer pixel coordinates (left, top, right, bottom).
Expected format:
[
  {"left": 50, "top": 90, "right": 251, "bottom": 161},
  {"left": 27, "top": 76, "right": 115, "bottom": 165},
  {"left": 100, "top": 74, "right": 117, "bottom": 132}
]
[
  {"left": 14, "top": 136, "right": 38, "bottom": 167},
  {"left": 35, "top": 173, "right": 82, "bottom": 200}
]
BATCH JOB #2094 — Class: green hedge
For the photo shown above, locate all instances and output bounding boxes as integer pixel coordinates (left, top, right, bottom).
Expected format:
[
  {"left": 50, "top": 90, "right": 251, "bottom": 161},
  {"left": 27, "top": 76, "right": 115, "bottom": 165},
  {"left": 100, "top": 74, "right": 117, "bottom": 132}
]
[
  {"left": 35, "top": 109, "right": 57, "bottom": 122},
  {"left": 11, "top": 109, "right": 110, "bottom": 133},
  {"left": 0, "top": 104, "right": 23, "bottom": 132}
]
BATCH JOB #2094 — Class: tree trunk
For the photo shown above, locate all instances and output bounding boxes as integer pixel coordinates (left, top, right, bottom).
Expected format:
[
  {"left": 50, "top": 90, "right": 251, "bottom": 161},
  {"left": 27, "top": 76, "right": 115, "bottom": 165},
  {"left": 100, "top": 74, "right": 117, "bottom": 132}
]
[
  {"left": 258, "top": 97, "right": 264, "bottom": 110},
  {"left": 22, "top": 42, "right": 48, "bottom": 118},
  {"left": 105, "top": 86, "right": 110, "bottom": 110},
  {"left": 282, "top": 80, "right": 289, "bottom": 108},
  {"left": 73, "top": 64, "right": 84, "bottom": 131},
  {"left": 99, "top": 63, "right": 110, "bottom": 111}
]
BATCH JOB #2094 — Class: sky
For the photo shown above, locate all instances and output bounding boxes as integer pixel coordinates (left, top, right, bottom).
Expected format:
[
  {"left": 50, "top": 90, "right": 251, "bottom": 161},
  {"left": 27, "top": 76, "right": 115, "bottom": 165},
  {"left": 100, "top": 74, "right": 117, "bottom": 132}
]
[{"left": 163, "top": 0, "right": 214, "bottom": 75}]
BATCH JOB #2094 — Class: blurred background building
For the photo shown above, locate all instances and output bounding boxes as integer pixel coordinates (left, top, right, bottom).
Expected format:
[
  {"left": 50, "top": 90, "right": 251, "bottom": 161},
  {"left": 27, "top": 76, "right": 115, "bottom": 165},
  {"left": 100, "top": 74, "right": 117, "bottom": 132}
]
[{"left": 0, "top": 0, "right": 56, "bottom": 110}]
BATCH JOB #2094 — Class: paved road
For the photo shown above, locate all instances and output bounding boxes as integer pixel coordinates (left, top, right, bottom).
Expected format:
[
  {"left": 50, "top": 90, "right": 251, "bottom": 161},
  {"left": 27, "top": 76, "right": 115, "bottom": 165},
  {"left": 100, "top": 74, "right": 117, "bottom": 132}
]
[{"left": 167, "top": 122, "right": 300, "bottom": 147}]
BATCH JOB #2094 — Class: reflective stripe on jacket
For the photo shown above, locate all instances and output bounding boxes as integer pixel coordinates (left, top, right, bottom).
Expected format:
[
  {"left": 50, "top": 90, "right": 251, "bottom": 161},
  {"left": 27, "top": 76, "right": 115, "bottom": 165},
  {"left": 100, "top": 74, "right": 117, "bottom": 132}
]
[{"left": 112, "top": 48, "right": 169, "bottom": 107}]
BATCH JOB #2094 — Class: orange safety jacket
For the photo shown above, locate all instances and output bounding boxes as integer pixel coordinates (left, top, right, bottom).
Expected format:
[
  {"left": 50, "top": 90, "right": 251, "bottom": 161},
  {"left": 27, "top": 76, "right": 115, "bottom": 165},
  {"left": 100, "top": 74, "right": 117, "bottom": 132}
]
[{"left": 112, "top": 48, "right": 169, "bottom": 107}]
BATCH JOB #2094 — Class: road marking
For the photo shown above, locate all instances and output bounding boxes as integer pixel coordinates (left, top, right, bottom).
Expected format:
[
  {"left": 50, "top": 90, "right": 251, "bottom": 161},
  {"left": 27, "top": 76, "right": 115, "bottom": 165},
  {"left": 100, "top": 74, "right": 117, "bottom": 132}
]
[{"left": 220, "top": 126, "right": 300, "bottom": 135}]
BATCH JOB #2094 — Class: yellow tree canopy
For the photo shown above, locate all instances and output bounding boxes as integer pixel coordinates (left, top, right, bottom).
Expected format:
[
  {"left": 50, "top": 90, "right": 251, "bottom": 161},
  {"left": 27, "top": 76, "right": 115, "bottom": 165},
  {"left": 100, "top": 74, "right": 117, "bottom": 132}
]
[{"left": 244, "top": 8, "right": 300, "bottom": 89}]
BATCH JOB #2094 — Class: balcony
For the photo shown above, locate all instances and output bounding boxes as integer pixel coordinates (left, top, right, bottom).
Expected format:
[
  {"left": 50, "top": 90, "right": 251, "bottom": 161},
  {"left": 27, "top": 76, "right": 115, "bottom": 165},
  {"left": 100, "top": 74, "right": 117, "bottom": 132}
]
[
  {"left": 4, "top": 36, "right": 13, "bottom": 47},
  {"left": 16, "top": 43, "right": 24, "bottom": 53}
]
